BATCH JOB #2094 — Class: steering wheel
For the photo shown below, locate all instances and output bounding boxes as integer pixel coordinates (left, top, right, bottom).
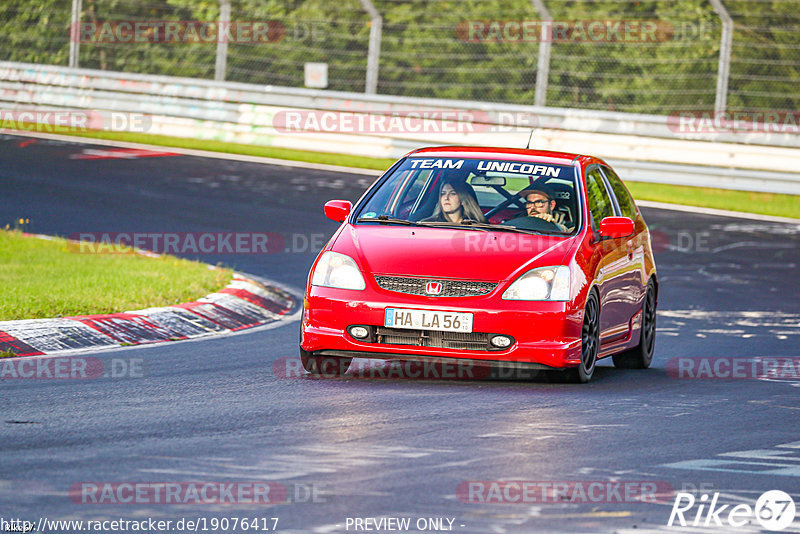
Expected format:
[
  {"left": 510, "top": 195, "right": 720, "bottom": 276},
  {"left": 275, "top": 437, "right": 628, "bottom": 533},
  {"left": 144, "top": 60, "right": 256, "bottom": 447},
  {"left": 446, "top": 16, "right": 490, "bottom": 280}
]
[{"left": 503, "top": 215, "right": 561, "bottom": 232}]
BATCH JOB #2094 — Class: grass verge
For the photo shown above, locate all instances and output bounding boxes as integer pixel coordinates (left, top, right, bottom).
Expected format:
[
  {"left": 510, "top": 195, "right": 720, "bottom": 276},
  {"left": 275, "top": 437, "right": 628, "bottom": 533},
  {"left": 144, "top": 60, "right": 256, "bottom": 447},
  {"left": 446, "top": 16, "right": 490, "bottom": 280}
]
[
  {"left": 8, "top": 125, "right": 800, "bottom": 219},
  {"left": 625, "top": 182, "right": 800, "bottom": 220},
  {"left": 0, "top": 230, "right": 232, "bottom": 321}
]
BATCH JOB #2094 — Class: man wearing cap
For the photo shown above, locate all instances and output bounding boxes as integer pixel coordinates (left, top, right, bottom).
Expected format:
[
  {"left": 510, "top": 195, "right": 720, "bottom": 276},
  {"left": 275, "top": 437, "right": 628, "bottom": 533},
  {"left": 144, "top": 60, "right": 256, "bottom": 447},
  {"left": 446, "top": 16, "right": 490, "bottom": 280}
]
[{"left": 519, "top": 186, "right": 568, "bottom": 232}]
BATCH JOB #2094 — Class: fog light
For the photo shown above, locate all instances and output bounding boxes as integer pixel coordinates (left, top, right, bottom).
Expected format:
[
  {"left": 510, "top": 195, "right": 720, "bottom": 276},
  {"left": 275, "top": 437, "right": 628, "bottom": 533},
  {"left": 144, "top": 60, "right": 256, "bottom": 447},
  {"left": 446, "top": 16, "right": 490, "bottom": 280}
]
[
  {"left": 490, "top": 335, "right": 512, "bottom": 348},
  {"left": 350, "top": 326, "right": 369, "bottom": 339}
]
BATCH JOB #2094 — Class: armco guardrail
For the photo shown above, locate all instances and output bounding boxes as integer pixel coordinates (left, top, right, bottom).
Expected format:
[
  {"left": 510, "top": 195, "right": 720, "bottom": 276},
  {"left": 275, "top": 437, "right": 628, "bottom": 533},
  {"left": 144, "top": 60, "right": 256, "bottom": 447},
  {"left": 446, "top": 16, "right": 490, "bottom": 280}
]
[{"left": 1, "top": 61, "right": 798, "bottom": 195}]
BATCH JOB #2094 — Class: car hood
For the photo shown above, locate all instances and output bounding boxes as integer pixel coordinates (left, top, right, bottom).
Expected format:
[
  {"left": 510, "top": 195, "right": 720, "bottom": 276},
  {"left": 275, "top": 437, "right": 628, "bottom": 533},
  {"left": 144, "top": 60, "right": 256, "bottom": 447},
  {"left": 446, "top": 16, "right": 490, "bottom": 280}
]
[{"left": 331, "top": 224, "right": 576, "bottom": 281}]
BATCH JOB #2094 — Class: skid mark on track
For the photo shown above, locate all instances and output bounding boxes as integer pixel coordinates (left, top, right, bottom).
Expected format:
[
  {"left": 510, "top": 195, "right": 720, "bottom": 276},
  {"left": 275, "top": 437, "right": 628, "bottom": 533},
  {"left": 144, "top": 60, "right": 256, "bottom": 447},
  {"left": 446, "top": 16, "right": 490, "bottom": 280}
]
[
  {"left": 710, "top": 222, "right": 800, "bottom": 235},
  {"left": 710, "top": 241, "right": 796, "bottom": 254},
  {"left": 478, "top": 423, "right": 628, "bottom": 439},
  {"left": 139, "top": 445, "right": 454, "bottom": 481},
  {"left": 658, "top": 310, "right": 800, "bottom": 340},
  {"left": 69, "top": 147, "right": 180, "bottom": 160}
]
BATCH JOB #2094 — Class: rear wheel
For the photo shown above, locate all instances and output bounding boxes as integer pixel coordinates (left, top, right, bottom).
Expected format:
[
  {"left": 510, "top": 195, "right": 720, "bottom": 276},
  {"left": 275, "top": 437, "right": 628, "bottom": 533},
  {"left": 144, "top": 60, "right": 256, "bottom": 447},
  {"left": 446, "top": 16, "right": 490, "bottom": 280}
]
[
  {"left": 564, "top": 291, "right": 600, "bottom": 384},
  {"left": 300, "top": 347, "right": 352, "bottom": 377},
  {"left": 612, "top": 280, "right": 656, "bottom": 369}
]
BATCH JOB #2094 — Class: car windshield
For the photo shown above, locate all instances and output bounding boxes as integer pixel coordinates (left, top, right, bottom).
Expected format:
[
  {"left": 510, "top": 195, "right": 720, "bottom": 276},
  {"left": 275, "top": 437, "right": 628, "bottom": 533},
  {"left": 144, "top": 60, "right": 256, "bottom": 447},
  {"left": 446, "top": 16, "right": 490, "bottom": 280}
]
[{"left": 355, "top": 157, "right": 580, "bottom": 234}]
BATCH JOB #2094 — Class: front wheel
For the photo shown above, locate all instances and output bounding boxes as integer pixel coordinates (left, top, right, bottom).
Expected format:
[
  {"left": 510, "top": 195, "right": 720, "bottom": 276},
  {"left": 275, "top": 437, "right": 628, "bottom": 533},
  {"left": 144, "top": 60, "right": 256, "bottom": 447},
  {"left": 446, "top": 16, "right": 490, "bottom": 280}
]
[
  {"left": 612, "top": 280, "right": 656, "bottom": 369},
  {"left": 300, "top": 347, "right": 352, "bottom": 377},
  {"left": 564, "top": 290, "right": 600, "bottom": 384}
]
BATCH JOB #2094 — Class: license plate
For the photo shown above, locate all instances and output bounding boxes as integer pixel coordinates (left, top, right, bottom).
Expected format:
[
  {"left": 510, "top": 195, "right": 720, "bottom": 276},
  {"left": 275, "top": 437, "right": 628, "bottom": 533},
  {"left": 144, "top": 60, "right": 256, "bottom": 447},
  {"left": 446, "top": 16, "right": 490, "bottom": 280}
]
[{"left": 384, "top": 308, "right": 473, "bottom": 333}]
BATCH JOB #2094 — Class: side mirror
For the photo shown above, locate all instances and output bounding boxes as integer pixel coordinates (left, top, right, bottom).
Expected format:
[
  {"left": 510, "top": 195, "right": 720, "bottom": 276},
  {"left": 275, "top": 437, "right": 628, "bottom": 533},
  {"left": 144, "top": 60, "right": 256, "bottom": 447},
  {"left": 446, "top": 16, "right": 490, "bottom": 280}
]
[
  {"left": 324, "top": 200, "right": 352, "bottom": 223},
  {"left": 598, "top": 216, "right": 634, "bottom": 238}
]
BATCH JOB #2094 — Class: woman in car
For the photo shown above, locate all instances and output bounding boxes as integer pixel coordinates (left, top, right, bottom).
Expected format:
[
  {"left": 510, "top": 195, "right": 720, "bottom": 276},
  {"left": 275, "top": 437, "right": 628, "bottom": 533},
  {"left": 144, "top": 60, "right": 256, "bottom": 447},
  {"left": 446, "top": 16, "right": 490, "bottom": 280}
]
[{"left": 423, "top": 179, "right": 487, "bottom": 224}]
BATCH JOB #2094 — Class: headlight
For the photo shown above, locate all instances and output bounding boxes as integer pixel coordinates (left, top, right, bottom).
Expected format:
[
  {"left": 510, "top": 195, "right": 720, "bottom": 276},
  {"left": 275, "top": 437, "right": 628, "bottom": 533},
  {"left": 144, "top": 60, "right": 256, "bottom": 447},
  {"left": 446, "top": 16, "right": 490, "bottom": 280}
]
[
  {"left": 311, "top": 251, "right": 366, "bottom": 290},
  {"left": 502, "top": 266, "right": 571, "bottom": 301}
]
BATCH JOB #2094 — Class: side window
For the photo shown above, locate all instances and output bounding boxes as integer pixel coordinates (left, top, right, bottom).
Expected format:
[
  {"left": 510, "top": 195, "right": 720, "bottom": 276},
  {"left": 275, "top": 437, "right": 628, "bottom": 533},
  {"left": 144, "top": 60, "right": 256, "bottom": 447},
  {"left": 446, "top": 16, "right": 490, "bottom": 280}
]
[
  {"left": 400, "top": 170, "right": 430, "bottom": 206},
  {"left": 364, "top": 169, "right": 411, "bottom": 216},
  {"left": 397, "top": 170, "right": 433, "bottom": 218},
  {"left": 585, "top": 168, "right": 615, "bottom": 229},
  {"left": 601, "top": 166, "right": 636, "bottom": 220}
]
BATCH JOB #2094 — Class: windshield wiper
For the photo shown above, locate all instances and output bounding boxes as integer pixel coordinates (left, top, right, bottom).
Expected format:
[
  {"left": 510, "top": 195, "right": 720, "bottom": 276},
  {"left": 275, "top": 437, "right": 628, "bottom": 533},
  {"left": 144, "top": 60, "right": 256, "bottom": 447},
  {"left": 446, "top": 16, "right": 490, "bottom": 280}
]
[
  {"left": 357, "top": 216, "right": 486, "bottom": 231},
  {"left": 459, "top": 220, "right": 563, "bottom": 235},
  {"left": 357, "top": 216, "right": 419, "bottom": 226},
  {"left": 356, "top": 216, "right": 563, "bottom": 235},
  {"left": 412, "top": 220, "right": 490, "bottom": 231}
]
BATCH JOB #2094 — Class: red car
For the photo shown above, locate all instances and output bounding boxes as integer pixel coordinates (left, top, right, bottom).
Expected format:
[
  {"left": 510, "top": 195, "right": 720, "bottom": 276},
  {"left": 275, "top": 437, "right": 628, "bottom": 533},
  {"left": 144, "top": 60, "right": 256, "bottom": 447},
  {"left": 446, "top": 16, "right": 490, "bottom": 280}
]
[{"left": 300, "top": 147, "right": 657, "bottom": 383}]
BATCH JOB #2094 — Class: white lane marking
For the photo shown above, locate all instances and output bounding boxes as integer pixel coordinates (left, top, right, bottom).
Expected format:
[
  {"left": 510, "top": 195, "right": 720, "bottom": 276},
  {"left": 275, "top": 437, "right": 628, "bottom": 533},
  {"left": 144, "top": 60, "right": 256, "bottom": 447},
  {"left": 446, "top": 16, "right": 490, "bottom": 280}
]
[
  {"left": 662, "top": 441, "right": 800, "bottom": 478},
  {"left": 662, "top": 458, "right": 800, "bottom": 477},
  {"left": 720, "top": 449, "right": 800, "bottom": 462}
]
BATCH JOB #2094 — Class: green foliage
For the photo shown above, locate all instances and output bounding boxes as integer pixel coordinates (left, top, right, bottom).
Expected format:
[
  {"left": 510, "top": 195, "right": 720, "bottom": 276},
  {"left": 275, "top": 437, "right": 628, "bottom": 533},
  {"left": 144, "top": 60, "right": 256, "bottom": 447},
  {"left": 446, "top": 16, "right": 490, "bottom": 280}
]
[
  {"left": 0, "top": 0, "right": 71, "bottom": 65},
  {"left": 725, "top": 0, "right": 800, "bottom": 111},
  {"left": 2, "top": 0, "right": 798, "bottom": 114}
]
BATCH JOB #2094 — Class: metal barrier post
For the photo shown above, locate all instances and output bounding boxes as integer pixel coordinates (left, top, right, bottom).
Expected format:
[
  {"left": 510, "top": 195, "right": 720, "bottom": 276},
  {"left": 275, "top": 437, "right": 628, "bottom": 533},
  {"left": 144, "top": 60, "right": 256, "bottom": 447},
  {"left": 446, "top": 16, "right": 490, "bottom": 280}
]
[
  {"left": 709, "top": 0, "right": 733, "bottom": 114},
  {"left": 69, "top": 0, "right": 82, "bottom": 68},
  {"left": 531, "top": 0, "right": 552, "bottom": 107},
  {"left": 215, "top": 0, "right": 231, "bottom": 81},
  {"left": 359, "top": 0, "right": 382, "bottom": 94}
]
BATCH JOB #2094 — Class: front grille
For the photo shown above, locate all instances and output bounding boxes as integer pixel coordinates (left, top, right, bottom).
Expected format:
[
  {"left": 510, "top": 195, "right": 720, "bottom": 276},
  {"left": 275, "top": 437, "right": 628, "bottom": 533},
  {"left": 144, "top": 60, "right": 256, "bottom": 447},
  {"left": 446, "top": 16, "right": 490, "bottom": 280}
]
[
  {"left": 373, "top": 327, "right": 497, "bottom": 351},
  {"left": 374, "top": 276, "right": 497, "bottom": 297}
]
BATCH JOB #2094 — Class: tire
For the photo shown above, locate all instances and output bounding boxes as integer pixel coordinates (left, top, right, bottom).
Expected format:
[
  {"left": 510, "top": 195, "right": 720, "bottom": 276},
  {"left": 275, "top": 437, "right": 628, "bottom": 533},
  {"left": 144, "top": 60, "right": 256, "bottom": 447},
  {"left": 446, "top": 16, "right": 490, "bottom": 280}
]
[
  {"left": 564, "top": 290, "right": 600, "bottom": 384},
  {"left": 612, "top": 280, "right": 656, "bottom": 369},
  {"left": 300, "top": 347, "right": 352, "bottom": 377}
]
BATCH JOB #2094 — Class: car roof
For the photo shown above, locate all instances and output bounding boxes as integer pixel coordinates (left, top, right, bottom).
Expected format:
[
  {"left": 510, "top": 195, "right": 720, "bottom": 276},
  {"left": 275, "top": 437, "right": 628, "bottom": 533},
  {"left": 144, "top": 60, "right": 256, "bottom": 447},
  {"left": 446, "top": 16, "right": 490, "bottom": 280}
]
[{"left": 406, "top": 146, "right": 588, "bottom": 165}]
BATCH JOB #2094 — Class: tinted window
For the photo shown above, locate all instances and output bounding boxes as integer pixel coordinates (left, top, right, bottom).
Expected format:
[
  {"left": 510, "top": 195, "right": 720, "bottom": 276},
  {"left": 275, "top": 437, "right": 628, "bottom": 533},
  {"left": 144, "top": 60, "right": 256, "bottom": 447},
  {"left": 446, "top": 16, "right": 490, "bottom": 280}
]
[
  {"left": 356, "top": 158, "right": 580, "bottom": 234},
  {"left": 601, "top": 166, "right": 636, "bottom": 220},
  {"left": 585, "top": 168, "right": 615, "bottom": 229},
  {"left": 398, "top": 170, "right": 434, "bottom": 219}
]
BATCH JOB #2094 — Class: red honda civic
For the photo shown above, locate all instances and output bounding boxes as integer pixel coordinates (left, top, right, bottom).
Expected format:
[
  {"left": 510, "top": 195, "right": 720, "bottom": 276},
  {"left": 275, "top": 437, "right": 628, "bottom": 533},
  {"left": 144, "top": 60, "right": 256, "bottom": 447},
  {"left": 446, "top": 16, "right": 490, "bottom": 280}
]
[{"left": 300, "top": 147, "right": 658, "bottom": 383}]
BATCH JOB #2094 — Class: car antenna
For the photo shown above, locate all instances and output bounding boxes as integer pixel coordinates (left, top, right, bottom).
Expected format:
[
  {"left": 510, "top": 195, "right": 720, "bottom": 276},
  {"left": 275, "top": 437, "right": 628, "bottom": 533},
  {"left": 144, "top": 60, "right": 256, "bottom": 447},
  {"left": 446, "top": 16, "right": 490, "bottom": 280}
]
[{"left": 525, "top": 129, "right": 534, "bottom": 149}]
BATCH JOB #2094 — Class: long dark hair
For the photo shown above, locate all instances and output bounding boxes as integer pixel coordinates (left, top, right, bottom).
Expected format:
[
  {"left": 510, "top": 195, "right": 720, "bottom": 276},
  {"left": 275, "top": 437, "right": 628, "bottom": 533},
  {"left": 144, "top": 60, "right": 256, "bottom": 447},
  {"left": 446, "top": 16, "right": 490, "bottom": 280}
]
[{"left": 428, "top": 178, "right": 487, "bottom": 223}]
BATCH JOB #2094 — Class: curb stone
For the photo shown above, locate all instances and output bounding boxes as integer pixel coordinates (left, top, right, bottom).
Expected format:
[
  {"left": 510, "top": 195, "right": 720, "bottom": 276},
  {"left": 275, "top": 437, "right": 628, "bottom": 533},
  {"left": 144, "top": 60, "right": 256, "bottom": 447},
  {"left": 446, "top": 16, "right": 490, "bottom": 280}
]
[{"left": 0, "top": 273, "right": 296, "bottom": 357}]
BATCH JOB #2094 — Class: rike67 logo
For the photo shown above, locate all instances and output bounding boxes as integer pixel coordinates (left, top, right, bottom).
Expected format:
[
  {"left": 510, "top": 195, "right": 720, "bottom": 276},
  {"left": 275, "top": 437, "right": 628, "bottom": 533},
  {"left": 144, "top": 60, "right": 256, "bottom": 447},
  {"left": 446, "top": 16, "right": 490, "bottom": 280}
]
[{"left": 668, "top": 490, "right": 796, "bottom": 531}]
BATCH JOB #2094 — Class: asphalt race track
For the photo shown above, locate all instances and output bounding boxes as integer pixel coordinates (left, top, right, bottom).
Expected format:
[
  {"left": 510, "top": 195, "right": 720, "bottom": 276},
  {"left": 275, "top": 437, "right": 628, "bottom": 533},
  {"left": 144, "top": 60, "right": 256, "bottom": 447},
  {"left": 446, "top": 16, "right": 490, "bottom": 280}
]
[{"left": 2, "top": 134, "right": 799, "bottom": 534}]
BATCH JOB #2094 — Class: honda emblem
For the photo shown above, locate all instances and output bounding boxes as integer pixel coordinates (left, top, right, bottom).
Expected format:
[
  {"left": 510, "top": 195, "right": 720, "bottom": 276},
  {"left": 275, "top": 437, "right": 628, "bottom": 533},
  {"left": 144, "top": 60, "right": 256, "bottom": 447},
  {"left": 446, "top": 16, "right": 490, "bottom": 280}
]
[{"left": 425, "top": 281, "right": 443, "bottom": 295}]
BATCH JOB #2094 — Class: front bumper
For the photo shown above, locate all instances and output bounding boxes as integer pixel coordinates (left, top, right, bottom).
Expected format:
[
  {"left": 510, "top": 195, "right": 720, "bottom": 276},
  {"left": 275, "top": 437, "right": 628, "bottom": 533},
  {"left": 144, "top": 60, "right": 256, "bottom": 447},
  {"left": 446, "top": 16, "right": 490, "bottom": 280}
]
[{"left": 301, "top": 287, "right": 584, "bottom": 368}]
